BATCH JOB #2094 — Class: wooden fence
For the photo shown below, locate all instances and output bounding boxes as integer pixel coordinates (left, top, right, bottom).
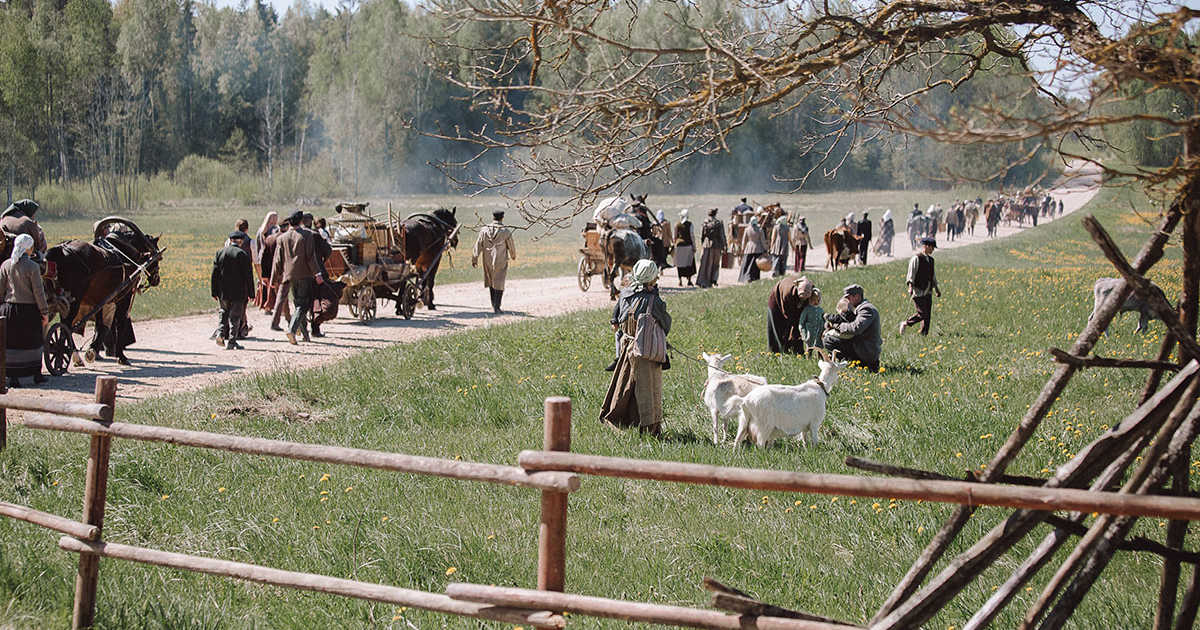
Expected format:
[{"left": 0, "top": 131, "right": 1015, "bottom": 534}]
[{"left": 7, "top": 381, "right": 1200, "bottom": 628}]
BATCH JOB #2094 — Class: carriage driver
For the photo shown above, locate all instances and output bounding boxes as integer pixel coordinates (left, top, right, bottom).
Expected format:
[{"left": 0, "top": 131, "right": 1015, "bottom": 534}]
[{"left": 1, "top": 199, "right": 47, "bottom": 260}]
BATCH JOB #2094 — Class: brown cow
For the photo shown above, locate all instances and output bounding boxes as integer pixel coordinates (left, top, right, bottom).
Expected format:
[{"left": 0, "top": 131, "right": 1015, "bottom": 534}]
[{"left": 824, "top": 226, "right": 861, "bottom": 270}]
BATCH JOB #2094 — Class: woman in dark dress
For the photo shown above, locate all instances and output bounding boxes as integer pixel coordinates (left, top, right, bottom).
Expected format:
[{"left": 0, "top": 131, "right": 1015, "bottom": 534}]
[
  {"left": 673, "top": 209, "right": 696, "bottom": 286},
  {"left": 0, "top": 234, "right": 48, "bottom": 387},
  {"left": 738, "top": 217, "right": 767, "bottom": 283}
]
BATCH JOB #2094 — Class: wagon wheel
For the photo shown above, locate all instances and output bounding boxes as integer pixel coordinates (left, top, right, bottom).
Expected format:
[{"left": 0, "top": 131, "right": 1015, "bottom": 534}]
[
  {"left": 347, "top": 287, "right": 362, "bottom": 318},
  {"left": 577, "top": 255, "right": 592, "bottom": 292},
  {"left": 43, "top": 322, "right": 74, "bottom": 376},
  {"left": 355, "top": 287, "right": 377, "bottom": 322},
  {"left": 397, "top": 276, "right": 420, "bottom": 320}
]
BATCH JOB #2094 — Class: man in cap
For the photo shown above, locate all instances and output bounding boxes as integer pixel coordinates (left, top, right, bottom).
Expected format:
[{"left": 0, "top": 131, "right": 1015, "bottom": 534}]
[
  {"left": 1, "top": 199, "right": 47, "bottom": 259},
  {"left": 270, "top": 210, "right": 324, "bottom": 344},
  {"left": 733, "top": 197, "right": 753, "bottom": 216},
  {"left": 900, "top": 236, "right": 941, "bottom": 336},
  {"left": 211, "top": 232, "right": 255, "bottom": 350},
  {"left": 822, "top": 284, "right": 882, "bottom": 372},
  {"left": 472, "top": 210, "right": 517, "bottom": 313}
]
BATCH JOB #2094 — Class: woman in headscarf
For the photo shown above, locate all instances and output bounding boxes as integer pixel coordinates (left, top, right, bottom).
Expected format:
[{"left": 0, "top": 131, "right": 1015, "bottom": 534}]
[
  {"left": 874, "top": 210, "right": 895, "bottom": 257},
  {"left": 0, "top": 234, "right": 48, "bottom": 386},
  {"left": 673, "top": 209, "right": 696, "bottom": 286},
  {"left": 648, "top": 210, "right": 668, "bottom": 269},
  {"left": 601, "top": 260, "right": 671, "bottom": 435},
  {"left": 768, "top": 215, "right": 790, "bottom": 277},
  {"left": 696, "top": 208, "right": 726, "bottom": 288},
  {"left": 790, "top": 215, "right": 812, "bottom": 272},
  {"left": 739, "top": 216, "right": 767, "bottom": 283},
  {"left": 253, "top": 211, "right": 279, "bottom": 312}
]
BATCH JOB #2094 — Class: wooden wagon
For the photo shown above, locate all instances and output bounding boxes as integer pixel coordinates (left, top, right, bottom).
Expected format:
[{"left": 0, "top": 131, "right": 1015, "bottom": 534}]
[
  {"left": 324, "top": 202, "right": 420, "bottom": 322},
  {"left": 577, "top": 222, "right": 609, "bottom": 292}
]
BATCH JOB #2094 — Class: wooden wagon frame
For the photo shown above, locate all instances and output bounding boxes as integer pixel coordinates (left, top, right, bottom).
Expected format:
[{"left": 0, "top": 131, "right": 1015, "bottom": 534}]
[{"left": 323, "top": 202, "right": 421, "bottom": 322}]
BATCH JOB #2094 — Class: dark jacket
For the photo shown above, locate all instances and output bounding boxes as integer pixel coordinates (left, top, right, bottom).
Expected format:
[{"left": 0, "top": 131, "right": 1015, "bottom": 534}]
[
  {"left": 212, "top": 244, "right": 255, "bottom": 302},
  {"left": 824, "top": 299, "right": 881, "bottom": 366},
  {"left": 856, "top": 219, "right": 872, "bottom": 241}
]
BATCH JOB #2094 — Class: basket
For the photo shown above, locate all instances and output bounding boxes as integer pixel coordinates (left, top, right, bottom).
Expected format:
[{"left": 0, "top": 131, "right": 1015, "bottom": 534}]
[{"left": 755, "top": 256, "right": 773, "bottom": 272}]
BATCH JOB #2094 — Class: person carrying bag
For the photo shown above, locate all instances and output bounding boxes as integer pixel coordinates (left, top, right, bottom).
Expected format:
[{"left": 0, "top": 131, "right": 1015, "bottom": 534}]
[{"left": 600, "top": 260, "right": 672, "bottom": 435}]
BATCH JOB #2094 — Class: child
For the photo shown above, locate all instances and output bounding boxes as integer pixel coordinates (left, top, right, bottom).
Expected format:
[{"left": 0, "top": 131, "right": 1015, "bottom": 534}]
[{"left": 798, "top": 288, "right": 825, "bottom": 356}]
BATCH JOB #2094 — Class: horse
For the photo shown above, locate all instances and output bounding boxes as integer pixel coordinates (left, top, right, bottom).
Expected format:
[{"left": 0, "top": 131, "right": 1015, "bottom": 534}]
[
  {"left": 824, "top": 226, "right": 860, "bottom": 271},
  {"left": 627, "top": 193, "right": 656, "bottom": 243},
  {"left": 399, "top": 208, "right": 458, "bottom": 310},
  {"left": 45, "top": 217, "right": 162, "bottom": 365},
  {"left": 603, "top": 228, "right": 648, "bottom": 300}
]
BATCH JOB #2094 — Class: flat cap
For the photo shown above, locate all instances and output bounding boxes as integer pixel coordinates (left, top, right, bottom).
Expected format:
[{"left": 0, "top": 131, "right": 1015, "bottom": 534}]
[{"left": 842, "top": 284, "right": 864, "bottom": 297}]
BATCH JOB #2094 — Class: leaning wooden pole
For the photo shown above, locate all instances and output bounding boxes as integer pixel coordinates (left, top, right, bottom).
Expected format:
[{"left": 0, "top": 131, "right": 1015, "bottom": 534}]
[
  {"left": 1, "top": 315, "right": 7, "bottom": 452},
  {"left": 872, "top": 206, "right": 1184, "bottom": 623},
  {"left": 72, "top": 376, "right": 118, "bottom": 630},
  {"left": 537, "top": 397, "right": 571, "bottom": 592}
]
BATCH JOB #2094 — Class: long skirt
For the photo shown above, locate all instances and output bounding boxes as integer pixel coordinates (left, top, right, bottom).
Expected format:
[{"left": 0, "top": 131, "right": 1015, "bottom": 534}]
[
  {"left": 771, "top": 251, "right": 788, "bottom": 277},
  {"left": 600, "top": 323, "right": 664, "bottom": 429},
  {"left": 674, "top": 245, "right": 696, "bottom": 278},
  {"left": 0, "top": 302, "right": 43, "bottom": 377},
  {"left": 696, "top": 247, "right": 721, "bottom": 288},
  {"left": 739, "top": 253, "right": 762, "bottom": 283}
]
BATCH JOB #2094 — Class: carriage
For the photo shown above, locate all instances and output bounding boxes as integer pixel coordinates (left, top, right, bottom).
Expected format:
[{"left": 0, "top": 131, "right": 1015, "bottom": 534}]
[
  {"left": 577, "top": 222, "right": 610, "bottom": 293},
  {"left": 323, "top": 202, "right": 423, "bottom": 322}
]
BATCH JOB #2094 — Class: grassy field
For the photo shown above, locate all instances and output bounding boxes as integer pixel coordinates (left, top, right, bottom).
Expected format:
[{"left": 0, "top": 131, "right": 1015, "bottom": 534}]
[
  {"left": 1, "top": 183, "right": 1182, "bottom": 629},
  {"left": 36, "top": 190, "right": 981, "bottom": 321}
]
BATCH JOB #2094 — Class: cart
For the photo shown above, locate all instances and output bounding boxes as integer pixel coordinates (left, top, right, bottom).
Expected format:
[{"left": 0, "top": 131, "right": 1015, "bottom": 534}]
[
  {"left": 577, "top": 222, "right": 611, "bottom": 292},
  {"left": 325, "top": 202, "right": 421, "bottom": 322}
]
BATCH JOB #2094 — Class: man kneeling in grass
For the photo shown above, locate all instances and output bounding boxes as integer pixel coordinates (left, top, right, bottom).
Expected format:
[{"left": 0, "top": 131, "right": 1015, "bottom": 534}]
[{"left": 821, "top": 284, "right": 881, "bottom": 372}]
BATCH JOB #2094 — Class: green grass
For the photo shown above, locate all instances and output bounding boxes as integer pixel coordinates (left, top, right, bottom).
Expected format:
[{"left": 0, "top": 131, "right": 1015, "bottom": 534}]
[
  {"left": 1, "top": 183, "right": 1183, "bottom": 629},
  {"left": 34, "top": 189, "right": 975, "bottom": 321}
]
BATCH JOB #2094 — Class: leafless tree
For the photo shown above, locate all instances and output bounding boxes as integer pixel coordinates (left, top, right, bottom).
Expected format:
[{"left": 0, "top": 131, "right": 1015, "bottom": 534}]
[{"left": 423, "top": 0, "right": 1199, "bottom": 226}]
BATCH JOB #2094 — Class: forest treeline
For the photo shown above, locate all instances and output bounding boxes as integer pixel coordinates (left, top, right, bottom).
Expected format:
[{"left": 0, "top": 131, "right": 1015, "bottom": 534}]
[{"left": 0, "top": 0, "right": 1188, "bottom": 210}]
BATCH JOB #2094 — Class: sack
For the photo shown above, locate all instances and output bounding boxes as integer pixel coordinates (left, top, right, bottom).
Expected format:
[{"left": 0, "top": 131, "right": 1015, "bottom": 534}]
[{"left": 631, "top": 311, "right": 667, "bottom": 363}]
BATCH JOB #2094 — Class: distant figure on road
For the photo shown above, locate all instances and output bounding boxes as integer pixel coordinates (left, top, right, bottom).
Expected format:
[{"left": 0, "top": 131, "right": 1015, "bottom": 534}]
[
  {"left": 768, "top": 215, "right": 790, "bottom": 277},
  {"left": 733, "top": 197, "right": 753, "bottom": 216},
  {"left": 673, "top": 209, "right": 696, "bottom": 286},
  {"left": 791, "top": 216, "right": 811, "bottom": 272},
  {"left": 874, "top": 210, "right": 894, "bottom": 258},
  {"left": 271, "top": 210, "right": 324, "bottom": 344},
  {"left": 856, "top": 212, "right": 872, "bottom": 265},
  {"left": 900, "top": 236, "right": 941, "bottom": 336},
  {"left": 472, "top": 210, "right": 517, "bottom": 313},
  {"left": 739, "top": 216, "right": 767, "bottom": 283},
  {"left": 211, "top": 232, "right": 254, "bottom": 350},
  {"left": 696, "top": 208, "right": 726, "bottom": 288}
]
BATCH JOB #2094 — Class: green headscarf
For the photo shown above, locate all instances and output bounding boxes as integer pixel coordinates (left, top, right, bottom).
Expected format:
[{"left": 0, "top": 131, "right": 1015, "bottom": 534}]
[{"left": 629, "top": 259, "right": 659, "bottom": 293}]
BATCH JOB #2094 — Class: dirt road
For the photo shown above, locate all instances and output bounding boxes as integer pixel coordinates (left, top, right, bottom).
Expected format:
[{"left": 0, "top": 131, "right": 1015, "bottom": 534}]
[{"left": 28, "top": 166, "right": 1102, "bottom": 403}]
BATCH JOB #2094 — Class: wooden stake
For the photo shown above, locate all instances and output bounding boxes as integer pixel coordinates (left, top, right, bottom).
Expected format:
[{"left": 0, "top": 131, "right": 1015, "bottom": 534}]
[
  {"left": 1173, "top": 565, "right": 1200, "bottom": 630},
  {"left": 873, "top": 362, "right": 1197, "bottom": 630},
  {"left": 57, "top": 537, "right": 564, "bottom": 629},
  {"left": 537, "top": 396, "right": 570, "bottom": 592},
  {"left": 72, "top": 375, "right": 117, "bottom": 630},
  {"left": 1156, "top": 454, "right": 1191, "bottom": 630},
  {"left": 1031, "top": 383, "right": 1200, "bottom": 630},
  {"left": 873, "top": 207, "right": 1184, "bottom": 622}
]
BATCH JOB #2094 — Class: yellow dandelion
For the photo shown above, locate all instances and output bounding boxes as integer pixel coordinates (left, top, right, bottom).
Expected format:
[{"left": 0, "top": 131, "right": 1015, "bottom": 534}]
[
  {"left": 382, "top": 516, "right": 389, "bottom": 522},
  {"left": 160, "top": 494, "right": 170, "bottom": 501},
  {"left": 344, "top": 486, "right": 354, "bottom": 493},
  {"left": 319, "top": 473, "right": 331, "bottom": 482},
  {"left": 446, "top": 567, "right": 458, "bottom": 576},
  {"left": 218, "top": 487, "right": 226, "bottom": 493}
]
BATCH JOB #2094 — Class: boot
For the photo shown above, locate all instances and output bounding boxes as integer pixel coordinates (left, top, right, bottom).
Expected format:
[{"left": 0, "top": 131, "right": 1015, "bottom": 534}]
[
  {"left": 494, "top": 289, "right": 504, "bottom": 314},
  {"left": 311, "top": 323, "right": 325, "bottom": 338},
  {"left": 603, "top": 359, "right": 617, "bottom": 372}
]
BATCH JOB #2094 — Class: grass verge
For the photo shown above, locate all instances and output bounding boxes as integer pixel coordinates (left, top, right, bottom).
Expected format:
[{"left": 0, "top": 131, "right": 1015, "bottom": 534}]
[{"left": 1, "top": 183, "right": 1181, "bottom": 629}]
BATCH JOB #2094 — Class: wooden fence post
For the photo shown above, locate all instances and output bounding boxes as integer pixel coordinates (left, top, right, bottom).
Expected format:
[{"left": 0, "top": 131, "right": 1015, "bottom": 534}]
[
  {"left": 72, "top": 376, "right": 117, "bottom": 630},
  {"left": 1, "top": 316, "right": 7, "bottom": 452},
  {"left": 537, "top": 397, "right": 571, "bottom": 592}
]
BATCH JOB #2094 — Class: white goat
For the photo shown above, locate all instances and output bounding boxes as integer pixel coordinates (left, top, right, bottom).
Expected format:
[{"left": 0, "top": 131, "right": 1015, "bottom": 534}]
[
  {"left": 728, "top": 355, "right": 847, "bottom": 448},
  {"left": 701, "top": 352, "right": 767, "bottom": 444}
]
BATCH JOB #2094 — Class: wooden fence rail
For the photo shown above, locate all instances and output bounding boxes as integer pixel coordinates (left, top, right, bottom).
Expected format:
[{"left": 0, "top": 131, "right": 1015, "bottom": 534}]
[{"left": 517, "top": 450, "right": 1200, "bottom": 521}]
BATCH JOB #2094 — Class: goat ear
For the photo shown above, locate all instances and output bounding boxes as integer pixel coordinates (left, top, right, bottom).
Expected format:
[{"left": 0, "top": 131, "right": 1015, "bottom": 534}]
[{"left": 721, "top": 353, "right": 732, "bottom": 362}]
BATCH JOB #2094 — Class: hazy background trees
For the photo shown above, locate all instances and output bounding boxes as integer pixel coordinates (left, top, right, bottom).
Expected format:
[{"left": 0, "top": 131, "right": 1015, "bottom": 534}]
[{"left": 0, "top": 0, "right": 1183, "bottom": 211}]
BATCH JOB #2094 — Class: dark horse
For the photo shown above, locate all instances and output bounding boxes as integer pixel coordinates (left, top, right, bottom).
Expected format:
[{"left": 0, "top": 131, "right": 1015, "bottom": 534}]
[
  {"left": 45, "top": 217, "right": 162, "bottom": 365},
  {"left": 603, "top": 228, "right": 648, "bottom": 300},
  {"left": 399, "top": 208, "right": 458, "bottom": 309}
]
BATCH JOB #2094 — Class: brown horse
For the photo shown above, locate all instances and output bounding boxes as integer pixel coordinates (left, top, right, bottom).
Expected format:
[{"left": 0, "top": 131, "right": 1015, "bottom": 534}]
[
  {"left": 44, "top": 217, "right": 162, "bottom": 365},
  {"left": 399, "top": 208, "right": 458, "bottom": 309}
]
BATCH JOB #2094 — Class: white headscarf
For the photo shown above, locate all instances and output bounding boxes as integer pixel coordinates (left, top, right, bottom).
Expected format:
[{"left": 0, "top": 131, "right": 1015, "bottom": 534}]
[
  {"left": 882, "top": 209, "right": 892, "bottom": 223},
  {"left": 679, "top": 209, "right": 689, "bottom": 221},
  {"left": 9, "top": 234, "right": 32, "bottom": 264},
  {"left": 846, "top": 212, "right": 855, "bottom": 224},
  {"left": 629, "top": 259, "right": 659, "bottom": 293},
  {"left": 656, "top": 210, "right": 665, "bottom": 222}
]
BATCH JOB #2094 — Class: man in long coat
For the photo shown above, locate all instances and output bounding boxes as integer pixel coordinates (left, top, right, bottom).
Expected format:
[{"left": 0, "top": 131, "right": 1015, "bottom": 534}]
[
  {"left": 0, "top": 200, "right": 46, "bottom": 258},
  {"left": 271, "top": 210, "right": 324, "bottom": 344},
  {"left": 472, "top": 211, "right": 517, "bottom": 313},
  {"left": 211, "top": 232, "right": 255, "bottom": 350},
  {"left": 856, "top": 212, "right": 872, "bottom": 265},
  {"left": 696, "top": 208, "right": 726, "bottom": 288}
]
